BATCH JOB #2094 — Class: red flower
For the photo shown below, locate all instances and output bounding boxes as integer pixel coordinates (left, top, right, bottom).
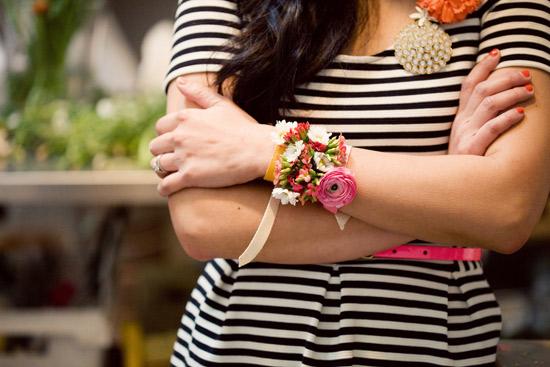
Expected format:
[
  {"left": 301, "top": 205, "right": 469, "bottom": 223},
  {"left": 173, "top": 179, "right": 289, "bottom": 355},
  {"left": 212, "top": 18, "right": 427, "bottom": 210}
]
[
  {"left": 311, "top": 141, "right": 327, "bottom": 152},
  {"left": 288, "top": 176, "right": 304, "bottom": 193},
  {"left": 300, "top": 144, "right": 312, "bottom": 165},
  {"left": 33, "top": 0, "right": 49, "bottom": 14},
  {"left": 337, "top": 136, "right": 348, "bottom": 164},
  {"left": 304, "top": 182, "right": 318, "bottom": 200}
]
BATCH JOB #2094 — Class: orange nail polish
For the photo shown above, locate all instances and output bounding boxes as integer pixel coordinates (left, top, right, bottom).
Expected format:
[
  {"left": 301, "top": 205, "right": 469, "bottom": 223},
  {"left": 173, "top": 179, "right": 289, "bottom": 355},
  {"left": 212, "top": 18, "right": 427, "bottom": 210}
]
[
  {"left": 489, "top": 48, "right": 499, "bottom": 57},
  {"left": 525, "top": 84, "right": 534, "bottom": 92},
  {"left": 521, "top": 70, "right": 530, "bottom": 78},
  {"left": 516, "top": 107, "right": 525, "bottom": 114}
]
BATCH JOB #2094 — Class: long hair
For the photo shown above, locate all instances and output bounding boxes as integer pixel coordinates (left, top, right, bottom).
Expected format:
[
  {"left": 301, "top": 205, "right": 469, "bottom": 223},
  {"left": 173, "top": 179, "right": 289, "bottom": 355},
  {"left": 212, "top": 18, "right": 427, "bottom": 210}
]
[{"left": 216, "top": 0, "right": 371, "bottom": 124}]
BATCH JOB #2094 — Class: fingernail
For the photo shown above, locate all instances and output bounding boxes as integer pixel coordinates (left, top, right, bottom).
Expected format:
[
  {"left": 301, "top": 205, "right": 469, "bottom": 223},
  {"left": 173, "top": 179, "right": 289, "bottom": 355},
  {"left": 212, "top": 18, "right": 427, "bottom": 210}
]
[
  {"left": 489, "top": 48, "right": 499, "bottom": 57},
  {"left": 521, "top": 70, "right": 530, "bottom": 78},
  {"left": 177, "top": 77, "right": 187, "bottom": 86},
  {"left": 516, "top": 107, "right": 525, "bottom": 114},
  {"left": 525, "top": 84, "right": 534, "bottom": 92}
]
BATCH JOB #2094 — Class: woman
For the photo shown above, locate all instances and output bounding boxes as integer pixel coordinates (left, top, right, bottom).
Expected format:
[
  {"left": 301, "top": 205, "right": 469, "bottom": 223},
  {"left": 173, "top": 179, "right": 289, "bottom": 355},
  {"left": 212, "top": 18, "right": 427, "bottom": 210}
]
[{"left": 150, "top": 0, "right": 550, "bottom": 365}]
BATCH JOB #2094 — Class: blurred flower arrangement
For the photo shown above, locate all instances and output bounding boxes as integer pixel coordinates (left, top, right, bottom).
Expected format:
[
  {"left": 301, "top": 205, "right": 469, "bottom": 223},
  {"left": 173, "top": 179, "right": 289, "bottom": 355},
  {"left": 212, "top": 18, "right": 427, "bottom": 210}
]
[
  {"left": 3, "top": 0, "right": 92, "bottom": 107},
  {"left": 0, "top": 96, "right": 162, "bottom": 170},
  {"left": 0, "top": 0, "right": 162, "bottom": 170}
]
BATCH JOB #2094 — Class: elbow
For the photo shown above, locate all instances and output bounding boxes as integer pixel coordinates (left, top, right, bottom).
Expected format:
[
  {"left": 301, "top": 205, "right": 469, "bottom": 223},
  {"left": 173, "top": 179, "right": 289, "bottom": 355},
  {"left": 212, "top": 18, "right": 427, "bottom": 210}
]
[
  {"left": 486, "top": 197, "right": 542, "bottom": 255},
  {"left": 167, "top": 195, "right": 214, "bottom": 262},
  {"left": 173, "top": 222, "right": 213, "bottom": 262}
]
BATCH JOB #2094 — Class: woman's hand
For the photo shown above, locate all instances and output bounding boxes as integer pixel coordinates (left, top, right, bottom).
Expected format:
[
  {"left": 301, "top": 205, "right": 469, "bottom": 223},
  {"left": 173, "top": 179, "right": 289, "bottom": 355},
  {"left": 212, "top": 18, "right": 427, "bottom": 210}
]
[
  {"left": 149, "top": 78, "right": 276, "bottom": 196},
  {"left": 449, "top": 49, "right": 534, "bottom": 155}
]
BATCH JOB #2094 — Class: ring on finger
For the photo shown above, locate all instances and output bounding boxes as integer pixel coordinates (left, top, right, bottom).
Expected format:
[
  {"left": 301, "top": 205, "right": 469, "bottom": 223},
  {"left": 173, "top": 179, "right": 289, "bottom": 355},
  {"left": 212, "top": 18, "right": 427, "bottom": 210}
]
[{"left": 152, "top": 154, "right": 168, "bottom": 175}]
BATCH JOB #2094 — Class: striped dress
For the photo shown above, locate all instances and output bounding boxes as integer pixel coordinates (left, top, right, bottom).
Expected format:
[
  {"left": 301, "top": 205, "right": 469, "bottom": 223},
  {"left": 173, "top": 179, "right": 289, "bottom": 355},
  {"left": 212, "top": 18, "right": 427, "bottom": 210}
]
[{"left": 164, "top": 0, "right": 550, "bottom": 365}]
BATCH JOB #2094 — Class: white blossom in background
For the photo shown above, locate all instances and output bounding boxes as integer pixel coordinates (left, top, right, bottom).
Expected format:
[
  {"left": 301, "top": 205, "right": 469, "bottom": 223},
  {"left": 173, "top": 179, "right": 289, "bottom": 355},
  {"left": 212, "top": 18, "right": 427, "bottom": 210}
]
[
  {"left": 6, "top": 112, "right": 21, "bottom": 130},
  {"left": 51, "top": 105, "right": 70, "bottom": 134},
  {"left": 96, "top": 98, "right": 116, "bottom": 119}
]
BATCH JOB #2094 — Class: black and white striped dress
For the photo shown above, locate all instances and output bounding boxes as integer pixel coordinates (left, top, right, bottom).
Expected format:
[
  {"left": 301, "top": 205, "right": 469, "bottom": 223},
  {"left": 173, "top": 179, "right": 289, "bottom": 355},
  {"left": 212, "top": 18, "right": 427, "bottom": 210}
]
[{"left": 164, "top": 0, "right": 550, "bottom": 365}]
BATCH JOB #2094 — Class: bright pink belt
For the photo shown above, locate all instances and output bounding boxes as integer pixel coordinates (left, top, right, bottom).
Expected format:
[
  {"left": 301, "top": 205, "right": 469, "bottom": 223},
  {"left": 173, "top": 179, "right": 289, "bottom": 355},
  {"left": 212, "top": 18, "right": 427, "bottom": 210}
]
[{"left": 365, "top": 245, "right": 482, "bottom": 261}]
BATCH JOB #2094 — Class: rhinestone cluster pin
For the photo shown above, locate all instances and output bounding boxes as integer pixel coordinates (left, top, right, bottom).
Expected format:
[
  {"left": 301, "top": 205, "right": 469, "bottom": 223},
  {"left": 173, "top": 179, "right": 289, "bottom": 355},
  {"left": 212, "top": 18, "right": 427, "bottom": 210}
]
[{"left": 394, "top": 6, "right": 453, "bottom": 75}]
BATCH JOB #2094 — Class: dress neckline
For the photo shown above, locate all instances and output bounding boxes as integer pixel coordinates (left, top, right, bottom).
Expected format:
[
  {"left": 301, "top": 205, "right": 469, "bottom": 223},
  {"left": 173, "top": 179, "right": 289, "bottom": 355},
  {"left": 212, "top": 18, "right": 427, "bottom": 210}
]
[{"left": 334, "top": 43, "right": 395, "bottom": 62}]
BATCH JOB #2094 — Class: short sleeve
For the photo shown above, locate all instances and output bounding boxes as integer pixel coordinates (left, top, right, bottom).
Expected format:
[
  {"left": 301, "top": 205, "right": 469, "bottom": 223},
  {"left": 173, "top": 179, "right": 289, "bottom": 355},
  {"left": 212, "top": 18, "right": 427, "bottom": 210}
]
[
  {"left": 476, "top": 0, "right": 550, "bottom": 74},
  {"left": 163, "top": 0, "right": 241, "bottom": 92}
]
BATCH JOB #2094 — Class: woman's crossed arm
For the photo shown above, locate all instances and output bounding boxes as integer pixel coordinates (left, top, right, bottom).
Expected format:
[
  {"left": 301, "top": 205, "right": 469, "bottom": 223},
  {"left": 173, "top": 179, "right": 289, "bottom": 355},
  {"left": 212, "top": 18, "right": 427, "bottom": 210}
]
[{"left": 153, "top": 57, "right": 549, "bottom": 262}]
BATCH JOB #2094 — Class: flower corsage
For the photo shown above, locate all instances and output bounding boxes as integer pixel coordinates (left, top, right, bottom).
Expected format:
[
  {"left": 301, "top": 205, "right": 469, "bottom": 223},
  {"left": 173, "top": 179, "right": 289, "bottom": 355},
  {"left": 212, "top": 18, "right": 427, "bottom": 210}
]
[{"left": 268, "top": 120, "right": 357, "bottom": 214}]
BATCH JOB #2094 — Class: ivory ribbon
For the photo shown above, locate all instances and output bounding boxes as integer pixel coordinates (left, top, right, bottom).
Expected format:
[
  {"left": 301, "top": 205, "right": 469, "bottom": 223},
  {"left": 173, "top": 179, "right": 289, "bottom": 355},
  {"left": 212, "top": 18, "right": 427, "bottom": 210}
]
[{"left": 238, "top": 195, "right": 281, "bottom": 267}]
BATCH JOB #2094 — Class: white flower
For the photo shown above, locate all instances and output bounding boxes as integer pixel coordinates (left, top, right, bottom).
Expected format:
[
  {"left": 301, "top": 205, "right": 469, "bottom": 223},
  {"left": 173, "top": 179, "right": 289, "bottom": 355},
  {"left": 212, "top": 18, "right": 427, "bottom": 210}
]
[
  {"left": 410, "top": 6, "right": 436, "bottom": 26},
  {"left": 272, "top": 187, "right": 300, "bottom": 206},
  {"left": 6, "top": 112, "right": 21, "bottom": 130},
  {"left": 51, "top": 106, "right": 69, "bottom": 134},
  {"left": 96, "top": 98, "right": 116, "bottom": 119},
  {"left": 270, "top": 119, "right": 297, "bottom": 145},
  {"left": 307, "top": 125, "right": 331, "bottom": 145},
  {"left": 313, "top": 151, "right": 335, "bottom": 172},
  {"left": 282, "top": 140, "right": 304, "bottom": 163}
]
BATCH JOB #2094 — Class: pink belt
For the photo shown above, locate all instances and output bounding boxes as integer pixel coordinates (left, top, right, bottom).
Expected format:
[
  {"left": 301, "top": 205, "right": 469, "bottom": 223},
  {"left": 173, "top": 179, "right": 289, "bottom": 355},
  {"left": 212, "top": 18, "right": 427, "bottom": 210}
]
[{"left": 364, "top": 245, "right": 482, "bottom": 261}]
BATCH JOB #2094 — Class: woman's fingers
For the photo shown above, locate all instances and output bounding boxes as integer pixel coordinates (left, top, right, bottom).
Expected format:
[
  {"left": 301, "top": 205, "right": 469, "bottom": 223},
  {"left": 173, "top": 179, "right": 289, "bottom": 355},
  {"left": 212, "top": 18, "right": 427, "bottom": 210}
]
[
  {"left": 457, "top": 49, "right": 500, "bottom": 114},
  {"left": 157, "top": 170, "right": 188, "bottom": 197},
  {"left": 461, "top": 69, "right": 532, "bottom": 117},
  {"left": 150, "top": 152, "right": 180, "bottom": 177},
  {"left": 177, "top": 78, "right": 226, "bottom": 109},
  {"left": 470, "top": 84, "right": 534, "bottom": 128},
  {"left": 155, "top": 108, "right": 203, "bottom": 135},
  {"left": 468, "top": 107, "right": 525, "bottom": 155},
  {"left": 155, "top": 111, "right": 182, "bottom": 135},
  {"left": 149, "top": 131, "right": 175, "bottom": 156}
]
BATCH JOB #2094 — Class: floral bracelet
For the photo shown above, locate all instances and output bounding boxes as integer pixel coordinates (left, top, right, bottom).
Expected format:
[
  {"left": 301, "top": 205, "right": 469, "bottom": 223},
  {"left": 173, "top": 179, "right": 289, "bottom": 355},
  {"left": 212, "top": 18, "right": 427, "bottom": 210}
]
[{"left": 268, "top": 120, "right": 357, "bottom": 213}]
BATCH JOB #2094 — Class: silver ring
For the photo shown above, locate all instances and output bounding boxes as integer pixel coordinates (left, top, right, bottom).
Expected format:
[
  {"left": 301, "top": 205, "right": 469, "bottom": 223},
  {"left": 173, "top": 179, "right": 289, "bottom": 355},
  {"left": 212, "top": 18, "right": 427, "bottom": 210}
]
[{"left": 152, "top": 154, "right": 167, "bottom": 175}]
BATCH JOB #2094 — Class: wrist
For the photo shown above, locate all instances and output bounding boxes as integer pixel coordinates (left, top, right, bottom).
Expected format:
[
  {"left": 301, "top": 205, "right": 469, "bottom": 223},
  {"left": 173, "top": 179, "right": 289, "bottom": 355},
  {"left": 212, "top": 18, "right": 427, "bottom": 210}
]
[{"left": 253, "top": 124, "right": 277, "bottom": 179}]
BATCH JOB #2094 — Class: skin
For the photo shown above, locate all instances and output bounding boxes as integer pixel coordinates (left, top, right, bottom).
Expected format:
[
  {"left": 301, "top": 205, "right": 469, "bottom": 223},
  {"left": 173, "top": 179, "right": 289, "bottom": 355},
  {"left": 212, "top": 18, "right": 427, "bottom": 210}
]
[{"left": 150, "top": 2, "right": 549, "bottom": 263}]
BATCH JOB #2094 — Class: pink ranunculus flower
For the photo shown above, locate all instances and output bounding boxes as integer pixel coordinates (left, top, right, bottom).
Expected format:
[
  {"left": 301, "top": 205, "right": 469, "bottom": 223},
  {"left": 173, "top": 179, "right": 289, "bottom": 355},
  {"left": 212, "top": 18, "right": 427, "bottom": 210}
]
[{"left": 316, "top": 167, "right": 357, "bottom": 213}]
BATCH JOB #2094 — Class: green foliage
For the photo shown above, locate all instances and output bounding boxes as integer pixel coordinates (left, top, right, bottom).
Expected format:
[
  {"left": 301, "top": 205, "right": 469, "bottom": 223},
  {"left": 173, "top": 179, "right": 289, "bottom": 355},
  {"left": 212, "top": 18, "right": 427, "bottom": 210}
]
[
  {"left": 0, "top": 95, "right": 164, "bottom": 170},
  {"left": 1, "top": 0, "right": 95, "bottom": 109}
]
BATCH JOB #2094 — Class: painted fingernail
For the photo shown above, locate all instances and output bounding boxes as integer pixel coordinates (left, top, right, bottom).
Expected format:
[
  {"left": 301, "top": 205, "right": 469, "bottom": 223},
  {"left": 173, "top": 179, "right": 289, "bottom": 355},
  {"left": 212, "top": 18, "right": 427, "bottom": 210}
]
[
  {"left": 516, "top": 107, "right": 525, "bottom": 114},
  {"left": 525, "top": 84, "right": 534, "bottom": 92},
  {"left": 521, "top": 70, "right": 530, "bottom": 78},
  {"left": 489, "top": 48, "right": 499, "bottom": 57}
]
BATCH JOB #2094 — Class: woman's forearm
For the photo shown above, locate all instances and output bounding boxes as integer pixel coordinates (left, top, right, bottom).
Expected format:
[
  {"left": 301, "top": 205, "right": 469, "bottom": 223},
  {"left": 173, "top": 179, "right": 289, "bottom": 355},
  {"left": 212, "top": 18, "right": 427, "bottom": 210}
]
[
  {"left": 168, "top": 179, "right": 413, "bottom": 263},
  {"left": 339, "top": 149, "right": 529, "bottom": 252},
  {"left": 338, "top": 69, "right": 550, "bottom": 253}
]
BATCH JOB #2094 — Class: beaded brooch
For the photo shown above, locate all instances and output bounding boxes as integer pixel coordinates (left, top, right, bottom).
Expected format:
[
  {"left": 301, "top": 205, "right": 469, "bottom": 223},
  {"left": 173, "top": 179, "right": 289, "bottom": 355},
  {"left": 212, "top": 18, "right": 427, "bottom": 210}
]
[{"left": 394, "top": 0, "right": 482, "bottom": 74}]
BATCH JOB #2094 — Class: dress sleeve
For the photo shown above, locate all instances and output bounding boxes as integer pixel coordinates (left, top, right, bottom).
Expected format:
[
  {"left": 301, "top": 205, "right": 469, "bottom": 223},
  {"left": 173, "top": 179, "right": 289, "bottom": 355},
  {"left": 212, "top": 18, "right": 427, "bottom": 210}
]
[
  {"left": 475, "top": 0, "right": 550, "bottom": 74},
  {"left": 163, "top": 0, "right": 241, "bottom": 92}
]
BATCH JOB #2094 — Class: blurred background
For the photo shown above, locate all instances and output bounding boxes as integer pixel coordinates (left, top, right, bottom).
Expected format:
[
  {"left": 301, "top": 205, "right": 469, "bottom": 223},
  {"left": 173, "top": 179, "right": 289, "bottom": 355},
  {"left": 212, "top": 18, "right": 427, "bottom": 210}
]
[{"left": 0, "top": 0, "right": 548, "bottom": 366}]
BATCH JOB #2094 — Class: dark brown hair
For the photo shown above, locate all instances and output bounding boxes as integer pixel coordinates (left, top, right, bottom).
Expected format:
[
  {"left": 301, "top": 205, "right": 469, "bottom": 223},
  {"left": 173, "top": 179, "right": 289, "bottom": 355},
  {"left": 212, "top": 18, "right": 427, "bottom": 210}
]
[{"left": 216, "top": 0, "right": 370, "bottom": 124}]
